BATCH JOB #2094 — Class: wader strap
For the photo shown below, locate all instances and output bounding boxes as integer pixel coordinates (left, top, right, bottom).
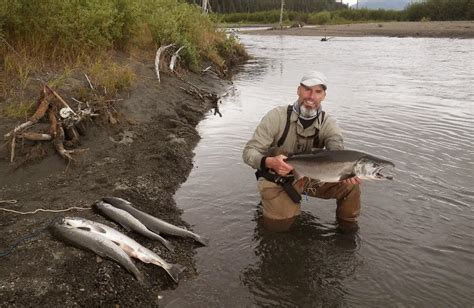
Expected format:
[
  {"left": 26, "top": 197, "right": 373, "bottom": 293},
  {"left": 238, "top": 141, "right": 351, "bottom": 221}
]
[
  {"left": 312, "top": 111, "right": 325, "bottom": 148},
  {"left": 277, "top": 105, "right": 293, "bottom": 147},
  {"left": 255, "top": 169, "right": 302, "bottom": 203}
]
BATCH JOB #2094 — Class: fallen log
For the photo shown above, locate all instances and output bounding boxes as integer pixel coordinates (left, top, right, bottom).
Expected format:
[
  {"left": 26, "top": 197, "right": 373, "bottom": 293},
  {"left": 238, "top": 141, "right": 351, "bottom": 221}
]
[
  {"left": 48, "top": 107, "right": 58, "bottom": 138},
  {"left": 53, "top": 125, "right": 88, "bottom": 162},
  {"left": 44, "top": 84, "right": 76, "bottom": 116},
  {"left": 64, "top": 126, "right": 80, "bottom": 147},
  {"left": 4, "top": 89, "right": 52, "bottom": 139},
  {"left": 17, "top": 132, "right": 52, "bottom": 141}
]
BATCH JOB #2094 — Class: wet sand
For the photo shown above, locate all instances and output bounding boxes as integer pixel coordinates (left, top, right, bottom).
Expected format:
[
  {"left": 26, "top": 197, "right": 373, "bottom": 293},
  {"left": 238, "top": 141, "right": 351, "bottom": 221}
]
[{"left": 243, "top": 21, "right": 474, "bottom": 38}]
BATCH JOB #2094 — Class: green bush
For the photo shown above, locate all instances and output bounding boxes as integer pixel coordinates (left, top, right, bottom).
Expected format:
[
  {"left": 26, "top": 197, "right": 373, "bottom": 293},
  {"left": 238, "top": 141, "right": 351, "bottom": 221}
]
[
  {"left": 1, "top": 0, "right": 139, "bottom": 55},
  {"left": 0, "top": 0, "right": 246, "bottom": 71},
  {"left": 218, "top": 10, "right": 287, "bottom": 24},
  {"left": 405, "top": 0, "right": 473, "bottom": 21},
  {"left": 307, "top": 11, "right": 332, "bottom": 25}
]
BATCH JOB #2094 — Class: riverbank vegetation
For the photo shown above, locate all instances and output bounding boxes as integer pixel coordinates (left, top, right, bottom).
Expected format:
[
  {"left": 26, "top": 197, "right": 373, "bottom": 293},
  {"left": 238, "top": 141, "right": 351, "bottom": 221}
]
[
  {"left": 215, "top": 0, "right": 473, "bottom": 25},
  {"left": 0, "top": 0, "right": 247, "bottom": 118}
]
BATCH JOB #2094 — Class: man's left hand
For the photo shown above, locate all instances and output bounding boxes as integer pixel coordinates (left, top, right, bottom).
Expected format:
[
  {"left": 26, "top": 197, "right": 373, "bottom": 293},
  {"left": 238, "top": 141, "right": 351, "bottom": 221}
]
[{"left": 341, "top": 177, "right": 361, "bottom": 185}]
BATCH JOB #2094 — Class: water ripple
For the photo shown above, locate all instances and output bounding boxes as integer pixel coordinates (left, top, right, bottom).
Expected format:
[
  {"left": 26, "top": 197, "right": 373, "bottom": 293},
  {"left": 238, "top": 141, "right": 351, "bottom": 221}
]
[{"left": 164, "top": 35, "right": 474, "bottom": 307}]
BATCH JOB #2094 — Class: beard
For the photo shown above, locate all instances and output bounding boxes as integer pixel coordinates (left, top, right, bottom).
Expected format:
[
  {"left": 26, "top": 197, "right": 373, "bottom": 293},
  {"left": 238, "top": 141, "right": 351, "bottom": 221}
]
[{"left": 299, "top": 102, "right": 318, "bottom": 119}]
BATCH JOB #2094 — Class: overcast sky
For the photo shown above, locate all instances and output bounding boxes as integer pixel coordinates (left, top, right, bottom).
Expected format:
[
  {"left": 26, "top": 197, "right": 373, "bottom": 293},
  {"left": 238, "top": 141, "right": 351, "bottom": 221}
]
[{"left": 342, "top": 0, "right": 358, "bottom": 5}]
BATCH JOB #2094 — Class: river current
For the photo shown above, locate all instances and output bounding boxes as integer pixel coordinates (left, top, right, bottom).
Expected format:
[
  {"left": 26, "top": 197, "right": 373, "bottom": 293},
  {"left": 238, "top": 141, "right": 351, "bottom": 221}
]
[{"left": 162, "top": 34, "right": 474, "bottom": 307}]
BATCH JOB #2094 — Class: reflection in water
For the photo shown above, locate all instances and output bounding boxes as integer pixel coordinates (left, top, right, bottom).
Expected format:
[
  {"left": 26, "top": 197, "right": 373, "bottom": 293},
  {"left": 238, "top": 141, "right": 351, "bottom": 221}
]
[{"left": 242, "top": 209, "right": 361, "bottom": 306}]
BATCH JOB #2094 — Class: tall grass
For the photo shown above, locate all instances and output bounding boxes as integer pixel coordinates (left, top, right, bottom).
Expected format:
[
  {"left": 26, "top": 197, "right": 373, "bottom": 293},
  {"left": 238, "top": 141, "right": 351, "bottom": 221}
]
[
  {"left": 0, "top": 0, "right": 245, "bottom": 70},
  {"left": 0, "top": 0, "right": 247, "bottom": 117}
]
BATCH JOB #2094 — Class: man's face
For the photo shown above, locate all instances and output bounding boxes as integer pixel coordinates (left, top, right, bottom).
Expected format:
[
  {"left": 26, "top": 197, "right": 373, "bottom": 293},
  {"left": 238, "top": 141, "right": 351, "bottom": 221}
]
[{"left": 297, "top": 84, "right": 326, "bottom": 110}]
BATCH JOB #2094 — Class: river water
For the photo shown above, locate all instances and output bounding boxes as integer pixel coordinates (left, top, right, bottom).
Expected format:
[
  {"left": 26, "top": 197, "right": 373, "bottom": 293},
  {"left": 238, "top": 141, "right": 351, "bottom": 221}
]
[{"left": 162, "top": 35, "right": 474, "bottom": 307}]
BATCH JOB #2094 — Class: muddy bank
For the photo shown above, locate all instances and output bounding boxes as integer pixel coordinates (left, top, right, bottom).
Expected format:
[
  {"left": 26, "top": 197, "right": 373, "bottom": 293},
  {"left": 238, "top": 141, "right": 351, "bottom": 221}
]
[
  {"left": 242, "top": 21, "right": 474, "bottom": 38},
  {"left": 0, "top": 55, "right": 232, "bottom": 306}
]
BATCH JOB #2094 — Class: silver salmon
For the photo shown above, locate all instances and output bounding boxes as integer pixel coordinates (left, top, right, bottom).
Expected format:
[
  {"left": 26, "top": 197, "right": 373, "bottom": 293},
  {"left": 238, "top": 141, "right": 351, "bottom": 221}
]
[
  {"left": 286, "top": 149, "right": 395, "bottom": 182},
  {"left": 94, "top": 201, "right": 174, "bottom": 252},
  {"left": 50, "top": 218, "right": 144, "bottom": 283},
  {"left": 63, "top": 217, "right": 185, "bottom": 283},
  {"left": 102, "top": 197, "right": 210, "bottom": 246}
]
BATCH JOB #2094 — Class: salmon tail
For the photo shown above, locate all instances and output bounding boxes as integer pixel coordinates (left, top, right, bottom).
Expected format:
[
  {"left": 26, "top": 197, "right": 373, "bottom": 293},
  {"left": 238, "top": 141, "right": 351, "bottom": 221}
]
[
  {"left": 165, "top": 263, "right": 186, "bottom": 283},
  {"left": 160, "top": 237, "right": 174, "bottom": 252},
  {"left": 133, "top": 269, "right": 146, "bottom": 285},
  {"left": 194, "top": 235, "right": 210, "bottom": 246}
]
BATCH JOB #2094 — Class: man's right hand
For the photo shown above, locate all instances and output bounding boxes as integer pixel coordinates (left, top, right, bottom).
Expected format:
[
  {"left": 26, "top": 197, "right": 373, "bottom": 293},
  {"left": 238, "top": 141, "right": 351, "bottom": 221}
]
[{"left": 265, "top": 155, "right": 294, "bottom": 176}]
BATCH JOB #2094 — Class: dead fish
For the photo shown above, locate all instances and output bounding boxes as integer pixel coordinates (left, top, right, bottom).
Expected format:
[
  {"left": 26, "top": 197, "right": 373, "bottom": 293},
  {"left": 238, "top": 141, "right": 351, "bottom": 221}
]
[
  {"left": 93, "top": 201, "right": 174, "bottom": 252},
  {"left": 286, "top": 149, "right": 395, "bottom": 182},
  {"left": 102, "top": 196, "right": 210, "bottom": 246},
  {"left": 50, "top": 218, "right": 144, "bottom": 283},
  {"left": 63, "top": 217, "right": 185, "bottom": 283}
]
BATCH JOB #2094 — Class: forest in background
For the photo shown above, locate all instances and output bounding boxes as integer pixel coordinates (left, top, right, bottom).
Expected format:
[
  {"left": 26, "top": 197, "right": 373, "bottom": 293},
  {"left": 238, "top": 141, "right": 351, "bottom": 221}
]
[
  {"left": 200, "top": 0, "right": 473, "bottom": 24},
  {"left": 189, "top": 0, "right": 347, "bottom": 13}
]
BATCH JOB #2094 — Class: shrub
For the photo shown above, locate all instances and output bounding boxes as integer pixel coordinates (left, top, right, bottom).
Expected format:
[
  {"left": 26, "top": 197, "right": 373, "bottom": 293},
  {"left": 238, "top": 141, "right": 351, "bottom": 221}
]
[
  {"left": 88, "top": 60, "right": 136, "bottom": 97},
  {"left": 307, "top": 11, "right": 332, "bottom": 25}
]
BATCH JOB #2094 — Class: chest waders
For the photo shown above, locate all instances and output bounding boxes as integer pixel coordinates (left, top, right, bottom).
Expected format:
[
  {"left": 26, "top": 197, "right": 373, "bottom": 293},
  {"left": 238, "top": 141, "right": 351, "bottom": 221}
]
[{"left": 255, "top": 105, "right": 326, "bottom": 203}]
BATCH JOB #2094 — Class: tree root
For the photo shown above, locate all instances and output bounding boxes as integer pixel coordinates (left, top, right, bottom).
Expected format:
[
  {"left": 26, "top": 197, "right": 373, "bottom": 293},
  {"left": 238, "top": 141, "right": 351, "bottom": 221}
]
[{"left": 4, "top": 85, "right": 95, "bottom": 164}]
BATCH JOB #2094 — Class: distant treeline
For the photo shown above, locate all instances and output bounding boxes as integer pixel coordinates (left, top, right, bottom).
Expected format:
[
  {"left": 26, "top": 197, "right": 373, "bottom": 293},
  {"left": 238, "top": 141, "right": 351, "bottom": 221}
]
[
  {"left": 211, "top": 0, "right": 473, "bottom": 24},
  {"left": 405, "top": 0, "right": 473, "bottom": 21},
  {"left": 187, "top": 0, "right": 347, "bottom": 13}
]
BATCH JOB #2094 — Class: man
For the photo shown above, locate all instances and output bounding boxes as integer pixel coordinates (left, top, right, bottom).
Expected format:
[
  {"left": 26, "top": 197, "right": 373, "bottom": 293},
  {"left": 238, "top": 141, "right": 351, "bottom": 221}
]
[{"left": 242, "top": 71, "right": 361, "bottom": 231}]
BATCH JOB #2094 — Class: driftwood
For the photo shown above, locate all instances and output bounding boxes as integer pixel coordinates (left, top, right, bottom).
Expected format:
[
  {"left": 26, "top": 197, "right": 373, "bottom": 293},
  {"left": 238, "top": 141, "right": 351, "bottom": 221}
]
[
  {"left": 4, "top": 85, "right": 96, "bottom": 163},
  {"left": 4, "top": 90, "right": 52, "bottom": 139},
  {"left": 84, "top": 73, "right": 94, "bottom": 90},
  {"left": 155, "top": 44, "right": 174, "bottom": 83},
  {"left": 44, "top": 84, "right": 76, "bottom": 115},
  {"left": 169, "top": 46, "right": 184, "bottom": 72},
  {"left": 177, "top": 76, "right": 235, "bottom": 118},
  {"left": 10, "top": 136, "right": 15, "bottom": 163},
  {"left": 18, "top": 132, "right": 52, "bottom": 141}
]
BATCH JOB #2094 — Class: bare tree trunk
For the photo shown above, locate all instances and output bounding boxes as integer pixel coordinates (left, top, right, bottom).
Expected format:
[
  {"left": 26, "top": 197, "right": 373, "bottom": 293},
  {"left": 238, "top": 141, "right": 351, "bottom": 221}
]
[{"left": 279, "top": 0, "right": 285, "bottom": 29}]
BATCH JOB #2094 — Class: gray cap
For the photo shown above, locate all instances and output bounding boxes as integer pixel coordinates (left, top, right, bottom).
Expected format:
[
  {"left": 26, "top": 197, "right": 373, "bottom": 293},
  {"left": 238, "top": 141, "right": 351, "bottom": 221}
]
[{"left": 300, "top": 71, "right": 327, "bottom": 89}]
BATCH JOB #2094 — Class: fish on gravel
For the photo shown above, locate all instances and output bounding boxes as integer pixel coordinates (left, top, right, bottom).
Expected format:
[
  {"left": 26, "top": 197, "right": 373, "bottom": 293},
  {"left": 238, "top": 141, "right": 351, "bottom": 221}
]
[
  {"left": 93, "top": 201, "right": 174, "bottom": 252},
  {"left": 50, "top": 218, "right": 144, "bottom": 284},
  {"left": 102, "top": 196, "right": 210, "bottom": 246},
  {"left": 285, "top": 149, "right": 395, "bottom": 183},
  {"left": 63, "top": 217, "right": 185, "bottom": 283}
]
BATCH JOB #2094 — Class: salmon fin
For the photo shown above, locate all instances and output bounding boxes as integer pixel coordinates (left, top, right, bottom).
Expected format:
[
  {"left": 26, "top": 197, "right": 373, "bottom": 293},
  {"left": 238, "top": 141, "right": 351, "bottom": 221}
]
[
  {"left": 165, "top": 263, "right": 186, "bottom": 283},
  {"left": 160, "top": 237, "right": 174, "bottom": 252},
  {"left": 117, "top": 243, "right": 136, "bottom": 257},
  {"left": 194, "top": 235, "right": 210, "bottom": 246},
  {"left": 94, "top": 225, "right": 108, "bottom": 234},
  {"left": 118, "top": 222, "right": 132, "bottom": 232},
  {"left": 310, "top": 148, "right": 327, "bottom": 155}
]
